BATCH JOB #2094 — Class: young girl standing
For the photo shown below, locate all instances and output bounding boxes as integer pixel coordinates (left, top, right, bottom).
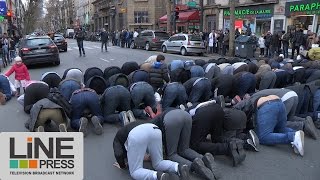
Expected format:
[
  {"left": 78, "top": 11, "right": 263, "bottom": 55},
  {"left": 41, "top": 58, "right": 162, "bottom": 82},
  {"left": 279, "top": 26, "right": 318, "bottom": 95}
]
[{"left": 5, "top": 56, "right": 30, "bottom": 96}]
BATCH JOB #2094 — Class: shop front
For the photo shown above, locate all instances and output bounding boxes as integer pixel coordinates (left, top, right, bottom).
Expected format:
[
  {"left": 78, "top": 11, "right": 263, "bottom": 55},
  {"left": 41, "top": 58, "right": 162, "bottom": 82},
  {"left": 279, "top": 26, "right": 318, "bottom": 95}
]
[
  {"left": 159, "top": 10, "right": 200, "bottom": 33},
  {"left": 223, "top": 4, "right": 274, "bottom": 36},
  {"left": 285, "top": 0, "right": 320, "bottom": 35}
]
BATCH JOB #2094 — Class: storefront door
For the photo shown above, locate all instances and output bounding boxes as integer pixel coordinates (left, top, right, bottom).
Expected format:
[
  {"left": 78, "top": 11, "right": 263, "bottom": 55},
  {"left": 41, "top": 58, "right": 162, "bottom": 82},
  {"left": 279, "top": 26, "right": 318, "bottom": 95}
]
[{"left": 207, "top": 15, "right": 216, "bottom": 31}]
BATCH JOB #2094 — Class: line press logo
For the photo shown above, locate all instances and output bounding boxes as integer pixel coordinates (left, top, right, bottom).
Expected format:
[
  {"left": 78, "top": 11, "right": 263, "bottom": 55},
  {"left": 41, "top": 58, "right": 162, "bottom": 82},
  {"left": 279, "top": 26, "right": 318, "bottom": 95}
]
[{"left": 0, "top": 132, "right": 83, "bottom": 180}]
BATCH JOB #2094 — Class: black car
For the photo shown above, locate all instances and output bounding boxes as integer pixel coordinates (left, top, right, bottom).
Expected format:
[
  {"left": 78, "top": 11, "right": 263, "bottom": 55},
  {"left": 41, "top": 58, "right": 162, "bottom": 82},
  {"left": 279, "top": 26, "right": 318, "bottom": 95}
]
[
  {"left": 18, "top": 36, "right": 60, "bottom": 66},
  {"left": 53, "top": 34, "right": 68, "bottom": 52},
  {"left": 130, "top": 30, "right": 169, "bottom": 51}
]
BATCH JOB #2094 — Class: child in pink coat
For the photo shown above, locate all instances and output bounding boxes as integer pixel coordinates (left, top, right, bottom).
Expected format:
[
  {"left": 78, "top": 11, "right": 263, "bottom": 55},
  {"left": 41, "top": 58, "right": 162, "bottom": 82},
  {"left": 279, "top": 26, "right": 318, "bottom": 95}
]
[{"left": 5, "top": 56, "right": 30, "bottom": 96}]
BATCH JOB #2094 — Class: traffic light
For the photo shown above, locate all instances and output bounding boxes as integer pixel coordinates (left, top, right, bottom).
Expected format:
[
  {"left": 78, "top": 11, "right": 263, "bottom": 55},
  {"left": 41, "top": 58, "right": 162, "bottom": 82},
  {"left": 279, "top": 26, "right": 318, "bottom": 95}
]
[
  {"left": 175, "top": 7, "right": 179, "bottom": 20},
  {"left": 6, "top": 10, "right": 12, "bottom": 24},
  {"left": 7, "top": 11, "right": 12, "bottom": 17}
]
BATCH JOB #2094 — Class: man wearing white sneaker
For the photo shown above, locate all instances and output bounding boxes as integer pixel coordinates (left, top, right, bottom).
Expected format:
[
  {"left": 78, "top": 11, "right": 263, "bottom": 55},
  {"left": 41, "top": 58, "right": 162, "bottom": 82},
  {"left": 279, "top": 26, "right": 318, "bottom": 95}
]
[{"left": 255, "top": 95, "right": 304, "bottom": 156}]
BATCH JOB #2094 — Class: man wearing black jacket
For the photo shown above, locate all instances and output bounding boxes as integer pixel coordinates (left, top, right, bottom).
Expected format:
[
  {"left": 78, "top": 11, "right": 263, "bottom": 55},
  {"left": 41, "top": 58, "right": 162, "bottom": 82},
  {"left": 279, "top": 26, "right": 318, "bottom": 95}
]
[
  {"left": 291, "top": 29, "right": 304, "bottom": 59},
  {"left": 113, "top": 122, "right": 190, "bottom": 180},
  {"left": 100, "top": 28, "right": 109, "bottom": 52}
]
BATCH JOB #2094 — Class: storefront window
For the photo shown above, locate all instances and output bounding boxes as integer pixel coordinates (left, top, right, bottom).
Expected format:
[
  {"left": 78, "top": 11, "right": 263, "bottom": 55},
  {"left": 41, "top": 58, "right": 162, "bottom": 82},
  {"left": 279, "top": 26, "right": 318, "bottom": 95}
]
[
  {"left": 256, "top": 20, "right": 271, "bottom": 36},
  {"left": 317, "top": 16, "right": 320, "bottom": 36},
  {"left": 293, "top": 15, "right": 313, "bottom": 30}
]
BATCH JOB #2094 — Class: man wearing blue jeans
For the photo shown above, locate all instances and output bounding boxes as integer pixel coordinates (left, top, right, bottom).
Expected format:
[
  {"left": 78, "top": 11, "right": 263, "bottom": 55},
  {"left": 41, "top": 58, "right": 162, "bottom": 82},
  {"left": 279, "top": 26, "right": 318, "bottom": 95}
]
[
  {"left": 161, "top": 82, "right": 188, "bottom": 110},
  {"left": 235, "top": 94, "right": 305, "bottom": 156},
  {"left": 183, "top": 77, "right": 212, "bottom": 104},
  {"left": 101, "top": 85, "right": 135, "bottom": 126},
  {"left": 130, "top": 82, "right": 158, "bottom": 119},
  {"left": 0, "top": 74, "right": 13, "bottom": 105},
  {"left": 70, "top": 88, "right": 103, "bottom": 136},
  {"left": 75, "top": 28, "right": 85, "bottom": 57}
]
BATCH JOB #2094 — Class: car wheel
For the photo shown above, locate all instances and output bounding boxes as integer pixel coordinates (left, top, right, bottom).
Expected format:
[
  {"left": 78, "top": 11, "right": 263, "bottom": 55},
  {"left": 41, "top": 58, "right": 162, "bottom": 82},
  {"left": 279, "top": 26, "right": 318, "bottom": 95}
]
[
  {"left": 145, "top": 42, "right": 151, "bottom": 51},
  {"left": 162, "top": 46, "right": 167, "bottom": 53},
  {"left": 198, "top": 52, "right": 204, "bottom": 56},
  {"left": 130, "top": 41, "right": 136, "bottom": 49},
  {"left": 181, "top": 47, "right": 187, "bottom": 56},
  {"left": 64, "top": 48, "right": 68, "bottom": 52}
]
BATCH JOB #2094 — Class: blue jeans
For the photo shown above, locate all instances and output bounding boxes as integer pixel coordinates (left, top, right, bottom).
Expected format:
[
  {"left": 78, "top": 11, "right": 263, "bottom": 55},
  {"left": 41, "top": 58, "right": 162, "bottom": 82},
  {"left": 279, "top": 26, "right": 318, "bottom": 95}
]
[
  {"left": 0, "top": 75, "right": 12, "bottom": 101},
  {"left": 162, "top": 82, "right": 187, "bottom": 109},
  {"left": 283, "top": 43, "right": 289, "bottom": 58},
  {"left": 59, "top": 80, "right": 81, "bottom": 101},
  {"left": 313, "top": 89, "right": 320, "bottom": 119},
  {"left": 70, "top": 91, "right": 104, "bottom": 130},
  {"left": 188, "top": 79, "right": 212, "bottom": 103},
  {"left": 130, "top": 82, "right": 156, "bottom": 118},
  {"left": 234, "top": 72, "right": 256, "bottom": 98},
  {"left": 256, "top": 100, "right": 295, "bottom": 145},
  {"left": 101, "top": 85, "right": 131, "bottom": 123},
  {"left": 77, "top": 40, "right": 85, "bottom": 55}
]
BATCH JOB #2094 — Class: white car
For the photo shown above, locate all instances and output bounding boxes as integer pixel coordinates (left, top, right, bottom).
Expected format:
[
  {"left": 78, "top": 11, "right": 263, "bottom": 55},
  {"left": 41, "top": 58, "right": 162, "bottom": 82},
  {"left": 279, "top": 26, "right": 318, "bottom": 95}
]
[{"left": 161, "top": 34, "right": 206, "bottom": 56}]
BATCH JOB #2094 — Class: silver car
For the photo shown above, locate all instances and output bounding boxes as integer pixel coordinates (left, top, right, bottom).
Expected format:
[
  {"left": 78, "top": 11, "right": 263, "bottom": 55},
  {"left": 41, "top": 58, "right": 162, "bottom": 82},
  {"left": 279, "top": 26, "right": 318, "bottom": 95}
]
[{"left": 161, "top": 34, "right": 205, "bottom": 56}]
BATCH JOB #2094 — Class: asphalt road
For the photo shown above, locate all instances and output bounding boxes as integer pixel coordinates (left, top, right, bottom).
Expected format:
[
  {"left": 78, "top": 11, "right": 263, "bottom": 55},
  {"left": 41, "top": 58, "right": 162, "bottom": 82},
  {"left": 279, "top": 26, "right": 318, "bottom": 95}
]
[{"left": 0, "top": 39, "right": 319, "bottom": 180}]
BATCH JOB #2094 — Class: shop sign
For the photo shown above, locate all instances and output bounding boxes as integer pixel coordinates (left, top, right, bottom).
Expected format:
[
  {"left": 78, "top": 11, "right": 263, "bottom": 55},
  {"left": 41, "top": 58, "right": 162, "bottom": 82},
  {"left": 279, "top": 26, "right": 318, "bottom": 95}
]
[
  {"left": 223, "top": 5, "right": 274, "bottom": 19},
  {"left": 187, "top": 1, "right": 197, "bottom": 8},
  {"left": 0, "top": 0, "right": 7, "bottom": 16},
  {"left": 285, "top": 0, "right": 320, "bottom": 16}
]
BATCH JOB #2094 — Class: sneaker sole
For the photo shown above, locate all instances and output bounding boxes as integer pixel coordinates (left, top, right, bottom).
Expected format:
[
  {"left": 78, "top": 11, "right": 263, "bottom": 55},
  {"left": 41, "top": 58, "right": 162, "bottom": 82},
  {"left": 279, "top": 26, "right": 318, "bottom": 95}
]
[
  {"left": 127, "top": 110, "right": 136, "bottom": 123},
  {"left": 179, "top": 165, "right": 190, "bottom": 180},
  {"left": 37, "top": 126, "right": 45, "bottom": 132},
  {"left": 91, "top": 117, "right": 103, "bottom": 135},
  {"left": 249, "top": 130, "right": 260, "bottom": 148},
  {"left": 59, "top": 124, "right": 67, "bottom": 132},
  {"left": 79, "top": 118, "right": 88, "bottom": 136},
  {"left": 300, "top": 131, "right": 304, "bottom": 156},
  {"left": 0, "top": 92, "right": 6, "bottom": 105},
  {"left": 120, "top": 112, "right": 129, "bottom": 126},
  {"left": 160, "top": 173, "right": 170, "bottom": 180}
]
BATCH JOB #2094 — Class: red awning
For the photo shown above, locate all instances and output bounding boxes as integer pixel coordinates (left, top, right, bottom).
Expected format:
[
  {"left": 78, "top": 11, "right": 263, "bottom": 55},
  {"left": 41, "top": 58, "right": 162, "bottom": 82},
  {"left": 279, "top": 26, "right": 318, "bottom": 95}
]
[{"left": 159, "top": 11, "right": 200, "bottom": 22}]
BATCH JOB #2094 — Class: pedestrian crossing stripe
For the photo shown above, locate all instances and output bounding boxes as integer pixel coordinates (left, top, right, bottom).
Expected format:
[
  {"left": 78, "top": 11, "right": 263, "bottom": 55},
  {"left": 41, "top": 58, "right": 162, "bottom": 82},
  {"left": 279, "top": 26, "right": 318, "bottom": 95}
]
[{"left": 68, "top": 46, "right": 120, "bottom": 51}]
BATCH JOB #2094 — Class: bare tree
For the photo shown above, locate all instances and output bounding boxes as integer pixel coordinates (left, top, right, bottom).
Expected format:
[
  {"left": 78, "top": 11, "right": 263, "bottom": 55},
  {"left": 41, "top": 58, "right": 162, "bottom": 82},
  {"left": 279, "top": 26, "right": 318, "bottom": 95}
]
[
  {"left": 199, "top": 0, "right": 204, "bottom": 32},
  {"left": 23, "top": 0, "right": 42, "bottom": 34},
  {"left": 228, "top": 0, "right": 236, "bottom": 57},
  {"left": 166, "top": 0, "right": 171, "bottom": 33}
]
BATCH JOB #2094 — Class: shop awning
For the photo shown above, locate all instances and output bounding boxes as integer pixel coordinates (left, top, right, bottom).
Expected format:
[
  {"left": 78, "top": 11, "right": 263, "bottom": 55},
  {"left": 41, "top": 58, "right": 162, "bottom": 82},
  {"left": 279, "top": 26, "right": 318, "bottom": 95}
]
[{"left": 159, "top": 11, "right": 200, "bottom": 22}]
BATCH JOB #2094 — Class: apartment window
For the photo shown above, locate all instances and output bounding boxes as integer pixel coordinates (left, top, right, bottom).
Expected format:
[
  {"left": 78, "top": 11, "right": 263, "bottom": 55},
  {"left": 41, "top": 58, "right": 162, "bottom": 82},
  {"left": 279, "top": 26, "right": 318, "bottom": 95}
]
[
  {"left": 207, "top": 0, "right": 215, "bottom": 5},
  {"left": 134, "top": 11, "right": 149, "bottom": 23}
]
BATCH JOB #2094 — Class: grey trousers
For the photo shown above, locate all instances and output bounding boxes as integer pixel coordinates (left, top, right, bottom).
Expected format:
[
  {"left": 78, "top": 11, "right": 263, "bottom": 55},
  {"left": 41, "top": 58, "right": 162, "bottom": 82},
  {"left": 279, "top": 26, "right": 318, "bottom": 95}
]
[
  {"left": 163, "top": 109, "right": 203, "bottom": 167},
  {"left": 127, "top": 123, "right": 178, "bottom": 180},
  {"left": 284, "top": 96, "right": 304, "bottom": 130},
  {"left": 259, "top": 71, "right": 276, "bottom": 90}
]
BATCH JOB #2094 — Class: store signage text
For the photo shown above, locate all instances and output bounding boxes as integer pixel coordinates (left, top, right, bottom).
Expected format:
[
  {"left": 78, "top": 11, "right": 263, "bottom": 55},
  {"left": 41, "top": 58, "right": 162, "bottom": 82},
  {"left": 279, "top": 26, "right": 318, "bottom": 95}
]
[
  {"left": 286, "top": 1, "right": 320, "bottom": 16},
  {"left": 224, "top": 5, "right": 274, "bottom": 19}
]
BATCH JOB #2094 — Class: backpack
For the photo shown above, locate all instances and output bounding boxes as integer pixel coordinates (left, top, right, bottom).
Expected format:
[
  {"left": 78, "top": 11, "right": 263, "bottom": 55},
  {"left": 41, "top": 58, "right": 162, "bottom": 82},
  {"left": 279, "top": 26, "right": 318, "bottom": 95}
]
[
  {"left": 47, "top": 88, "right": 72, "bottom": 118},
  {"left": 308, "top": 47, "right": 320, "bottom": 61}
]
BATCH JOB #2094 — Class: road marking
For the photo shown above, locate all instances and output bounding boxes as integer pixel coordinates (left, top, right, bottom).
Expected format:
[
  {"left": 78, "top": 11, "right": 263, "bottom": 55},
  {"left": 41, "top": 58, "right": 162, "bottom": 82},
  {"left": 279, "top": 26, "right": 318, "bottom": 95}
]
[
  {"left": 93, "top": 46, "right": 101, "bottom": 49},
  {"left": 85, "top": 47, "right": 94, "bottom": 50},
  {"left": 73, "top": 47, "right": 78, "bottom": 49},
  {"left": 100, "top": 58, "right": 110, "bottom": 62},
  {"left": 67, "top": 48, "right": 73, "bottom": 51},
  {"left": 110, "top": 59, "right": 115, "bottom": 61}
]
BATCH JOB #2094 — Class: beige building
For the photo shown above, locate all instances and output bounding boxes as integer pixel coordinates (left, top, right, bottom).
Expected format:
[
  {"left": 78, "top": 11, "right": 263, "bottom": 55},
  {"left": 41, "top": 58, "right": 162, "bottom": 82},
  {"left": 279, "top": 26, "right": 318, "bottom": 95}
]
[{"left": 126, "top": 0, "right": 166, "bottom": 31}]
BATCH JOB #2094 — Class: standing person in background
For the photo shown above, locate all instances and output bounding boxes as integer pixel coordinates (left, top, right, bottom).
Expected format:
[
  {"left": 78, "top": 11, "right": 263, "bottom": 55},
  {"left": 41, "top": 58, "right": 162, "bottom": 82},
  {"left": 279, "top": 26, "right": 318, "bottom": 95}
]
[
  {"left": 291, "top": 28, "right": 304, "bottom": 59},
  {"left": 217, "top": 30, "right": 224, "bottom": 55},
  {"left": 281, "top": 31, "right": 290, "bottom": 58},
  {"left": 2, "top": 33, "right": 9, "bottom": 67},
  {"left": 75, "top": 28, "right": 86, "bottom": 57},
  {"left": 264, "top": 31, "right": 272, "bottom": 58},
  {"left": 9, "top": 36, "right": 16, "bottom": 63},
  {"left": 235, "top": 28, "right": 240, "bottom": 39},
  {"left": 270, "top": 32, "right": 280, "bottom": 58},
  {"left": 100, "top": 28, "right": 109, "bottom": 52},
  {"left": 208, "top": 30, "right": 215, "bottom": 54},
  {"left": 133, "top": 29, "right": 139, "bottom": 38},
  {"left": 258, "top": 34, "right": 265, "bottom": 57},
  {"left": 222, "top": 29, "right": 230, "bottom": 56},
  {"left": 115, "top": 31, "right": 120, "bottom": 46}
]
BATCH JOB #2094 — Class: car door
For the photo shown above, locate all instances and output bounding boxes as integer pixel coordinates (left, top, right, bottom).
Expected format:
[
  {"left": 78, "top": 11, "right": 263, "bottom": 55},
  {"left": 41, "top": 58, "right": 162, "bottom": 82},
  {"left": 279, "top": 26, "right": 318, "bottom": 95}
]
[
  {"left": 176, "top": 35, "right": 186, "bottom": 52},
  {"left": 166, "top": 36, "right": 178, "bottom": 51},
  {"left": 135, "top": 32, "right": 145, "bottom": 47}
]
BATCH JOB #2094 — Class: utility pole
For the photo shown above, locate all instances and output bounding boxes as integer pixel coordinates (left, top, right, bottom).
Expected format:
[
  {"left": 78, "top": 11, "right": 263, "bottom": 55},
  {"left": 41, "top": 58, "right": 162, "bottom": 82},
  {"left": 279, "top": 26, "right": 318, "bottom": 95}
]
[
  {"left": 199, "top": 0, "right": 203, "bottom": 32},
  {"left": 228, "top": 0, "right": 236, "bottom": 57},
  {"left": 166, "top": 0, "right": 172, "bottom": 33}
]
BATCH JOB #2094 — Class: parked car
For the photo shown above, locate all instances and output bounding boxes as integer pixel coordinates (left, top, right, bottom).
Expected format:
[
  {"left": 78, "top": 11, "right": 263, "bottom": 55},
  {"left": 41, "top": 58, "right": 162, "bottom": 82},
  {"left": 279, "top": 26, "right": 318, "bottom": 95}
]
[
  {"left": 18, "top": 35, "right": 60, "bottom": 66},
  {"left": 130, "top": 30, "right": 169, "bottom": 51},
  {"left": 161, "top": 34, "right": 205, "bottom": 56},
  {"left": 53, "top": 34, "right": 68, "bottom": 52}
]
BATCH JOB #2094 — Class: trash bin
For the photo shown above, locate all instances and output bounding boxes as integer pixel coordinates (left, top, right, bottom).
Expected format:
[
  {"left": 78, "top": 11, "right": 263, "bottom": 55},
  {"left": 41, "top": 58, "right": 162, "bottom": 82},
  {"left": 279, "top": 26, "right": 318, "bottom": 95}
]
[{"left": 235, "top": 35, "right": 257, "bottom": 58}]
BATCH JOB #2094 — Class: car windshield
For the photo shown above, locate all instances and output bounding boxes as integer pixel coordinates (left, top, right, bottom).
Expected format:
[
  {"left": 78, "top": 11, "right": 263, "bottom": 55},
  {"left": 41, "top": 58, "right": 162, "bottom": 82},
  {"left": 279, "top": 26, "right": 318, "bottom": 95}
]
[
  {"left": 188, "top": 35, "right": 202, "bottom": 41},
  {"left": 26, "top": 38, "right": 52, "bottom": 46},
  {"left": 155, "top": 32, "right": 169, "bottom": 38}
]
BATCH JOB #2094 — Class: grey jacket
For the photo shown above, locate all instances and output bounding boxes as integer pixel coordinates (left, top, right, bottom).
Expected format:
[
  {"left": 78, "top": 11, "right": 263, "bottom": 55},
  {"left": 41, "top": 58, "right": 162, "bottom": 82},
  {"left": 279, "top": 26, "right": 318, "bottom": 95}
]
[{"left": 25, "top": 98, "right": 69, "bottom": 131}]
